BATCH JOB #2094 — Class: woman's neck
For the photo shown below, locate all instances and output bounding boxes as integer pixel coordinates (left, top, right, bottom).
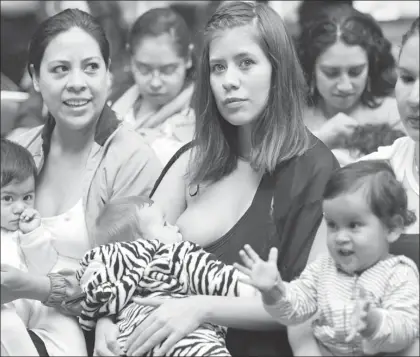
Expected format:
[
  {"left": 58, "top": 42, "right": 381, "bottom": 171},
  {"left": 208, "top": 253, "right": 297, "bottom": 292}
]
[
  {"left": 237, "top": 124, "right": 253, "bottom": 160},
  {"left": 51, "top": 122, "right": 95, "bottom": 154},
  {"left": 318, "top": 98, "right": 360, "bottom": 119}
]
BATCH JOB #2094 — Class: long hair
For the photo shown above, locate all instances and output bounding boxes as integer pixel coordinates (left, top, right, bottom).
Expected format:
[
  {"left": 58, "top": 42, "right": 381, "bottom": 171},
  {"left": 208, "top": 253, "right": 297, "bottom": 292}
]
[
  {"left": 296, "top": 5, "right": 396, "bottom": 109},
  {"left": 190, "top": 1, "right": 310, "bottom": 184}
]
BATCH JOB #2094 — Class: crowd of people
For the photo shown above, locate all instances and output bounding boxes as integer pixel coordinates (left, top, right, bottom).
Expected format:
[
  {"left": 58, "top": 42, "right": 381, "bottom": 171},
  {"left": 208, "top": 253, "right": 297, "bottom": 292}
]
[{"left": 1, "top": 1, "right": 418, "bottom": 356}]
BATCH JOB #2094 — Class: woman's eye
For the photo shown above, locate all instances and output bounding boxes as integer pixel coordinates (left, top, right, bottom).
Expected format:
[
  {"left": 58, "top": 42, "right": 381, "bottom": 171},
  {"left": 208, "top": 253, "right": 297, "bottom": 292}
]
[
  {"left": 240, "top": 59, "right": 255, "bottom": 69},
  {"left": 348, "top": 70, "right": 363, "bottom": 77},
  {"left": 211, "top": 64, "right": 225, "bottom": 73},
  {"left": 399, "top": 75, "right": 415, "bottom": 83},
  {"left": 53, "top": 65, "right": 68, "bottom": 74},
  {"left": 85, "top": 63, "right": 99, "bottom": 72}
]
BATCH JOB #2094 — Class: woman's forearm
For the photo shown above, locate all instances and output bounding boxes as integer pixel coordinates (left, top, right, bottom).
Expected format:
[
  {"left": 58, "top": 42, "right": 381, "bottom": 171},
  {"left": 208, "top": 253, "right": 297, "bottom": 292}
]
[
  {"left": 24, "top": 273, "right": 51, "bottom": 302},
  {"left": 202, "top": 296, "right": 282, "bottom": 330},
  {"left": 288, "top": 319, "right": 323, "bottom": 356}
]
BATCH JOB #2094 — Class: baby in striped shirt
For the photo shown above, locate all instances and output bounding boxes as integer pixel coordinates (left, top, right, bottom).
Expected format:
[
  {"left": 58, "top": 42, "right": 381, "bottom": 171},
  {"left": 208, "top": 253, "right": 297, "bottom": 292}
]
[{"left": 235, "top": 160, "right": 419, "bottom": 356}]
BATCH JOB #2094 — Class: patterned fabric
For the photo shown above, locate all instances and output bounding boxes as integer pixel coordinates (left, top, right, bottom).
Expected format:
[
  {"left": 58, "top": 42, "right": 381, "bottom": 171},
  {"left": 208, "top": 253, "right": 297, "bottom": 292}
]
[
  {"left": 264, "top": 254, "right": 419, "bottom": 356},
  {"left": 76, "top": 239, "right": 244, "bottom": 356}
]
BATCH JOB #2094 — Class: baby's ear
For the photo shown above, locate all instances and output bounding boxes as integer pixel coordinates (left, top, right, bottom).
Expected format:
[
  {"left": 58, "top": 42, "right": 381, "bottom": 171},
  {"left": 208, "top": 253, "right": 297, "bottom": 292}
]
[{"left": 386, "top": 215, "right": 404, "bottom": 243}]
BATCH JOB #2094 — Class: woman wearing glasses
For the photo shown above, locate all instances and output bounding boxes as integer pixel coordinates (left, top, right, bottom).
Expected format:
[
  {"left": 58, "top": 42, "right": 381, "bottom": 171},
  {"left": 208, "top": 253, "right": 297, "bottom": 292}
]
[{"left": 110, "top": 7, "right": 196, "bottom": 165}]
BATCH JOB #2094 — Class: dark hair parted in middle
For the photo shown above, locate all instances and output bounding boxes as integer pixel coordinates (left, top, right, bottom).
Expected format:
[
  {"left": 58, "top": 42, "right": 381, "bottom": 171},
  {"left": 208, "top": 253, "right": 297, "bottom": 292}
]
[
  {"left": 128, "top": 7, "right": 196, "bottom": 84},
  {"left": 296, "top": 5, "right": 396, "bottom": 109},
  {"left": 28, "top": 8, "right": 110, "bottom": 76},
  {"left": 190, "top": 1, "right": 310, "bottom": 184},
  {"left": 324, "top": 160, "right": 416, "bottom": 229}
]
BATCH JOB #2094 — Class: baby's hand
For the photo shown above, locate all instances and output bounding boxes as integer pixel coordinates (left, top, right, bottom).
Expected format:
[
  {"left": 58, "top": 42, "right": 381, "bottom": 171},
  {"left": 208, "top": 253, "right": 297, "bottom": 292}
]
[
  {"left": 19, "top": 208, "right": 41, "bottom": 234},
  {"left": 234, "top": 245, "right": 283, "bottom": 294},
  {"left": 346, "top": 287, "right": 376, "bottom": 342}
]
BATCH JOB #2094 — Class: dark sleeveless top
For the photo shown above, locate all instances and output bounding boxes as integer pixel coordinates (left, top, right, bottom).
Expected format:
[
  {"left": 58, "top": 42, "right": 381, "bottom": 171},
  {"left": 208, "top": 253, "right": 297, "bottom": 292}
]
[{"left": 151, "top": 133, "right": 339, "bottom": 356}]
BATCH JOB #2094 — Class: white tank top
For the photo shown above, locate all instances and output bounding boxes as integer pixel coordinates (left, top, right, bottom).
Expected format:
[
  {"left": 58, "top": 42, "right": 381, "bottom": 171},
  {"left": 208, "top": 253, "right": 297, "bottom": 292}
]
[{"left": 41, "top": 199, "right": 90, "bottom": 272}]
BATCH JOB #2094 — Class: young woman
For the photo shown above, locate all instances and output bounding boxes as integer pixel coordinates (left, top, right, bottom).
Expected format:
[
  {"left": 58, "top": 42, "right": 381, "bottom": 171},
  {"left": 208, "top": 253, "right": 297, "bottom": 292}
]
[
  {"left": 297, "top": 6, "right": 404, "bottom": 165},
  {"left": 94, "top": 2, "right": 338, "bottom": 356},
  {"left": 110, "top": 7, "right": 196, "bottom": 165},
  {"left": 1, "top": 9, "right": 161, "bottom": 356}
]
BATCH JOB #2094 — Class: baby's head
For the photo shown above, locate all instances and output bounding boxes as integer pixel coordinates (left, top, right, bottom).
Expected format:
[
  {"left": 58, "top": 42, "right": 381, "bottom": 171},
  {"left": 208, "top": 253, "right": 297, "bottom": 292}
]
[
  {"left": 1, "top": 138, "right": 37, "bottom": 231},
  {"left": 95, "top": 196, "right": 182, "bottom": 244},
  {"left": 322, "top": 160, "right": 416, "bottom": 275}
]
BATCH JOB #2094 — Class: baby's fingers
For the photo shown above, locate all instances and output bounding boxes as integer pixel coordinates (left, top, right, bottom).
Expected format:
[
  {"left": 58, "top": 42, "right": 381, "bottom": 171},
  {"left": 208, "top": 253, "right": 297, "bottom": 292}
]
[
  {"left": 233, "top": 262, "right": 251, "bottom": 277},
  {"left": 345, "top": 329, "right": 358, "bottom": 343}
]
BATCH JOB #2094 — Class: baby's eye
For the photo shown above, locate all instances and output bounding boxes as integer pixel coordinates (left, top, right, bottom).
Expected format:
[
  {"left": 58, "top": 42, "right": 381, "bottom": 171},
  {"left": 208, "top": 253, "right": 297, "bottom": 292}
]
[
  {"left": 326, "top": 220, "right": 337, "bottom": 229},
  {"left": 349, "top": 222, "right": 361, "bottom": 229},
  {"left": 23, "top": 194, "right": 34, "bottom": 201},
  {"left": 1, "top": 195, "right": 13, "bottom": 203}
]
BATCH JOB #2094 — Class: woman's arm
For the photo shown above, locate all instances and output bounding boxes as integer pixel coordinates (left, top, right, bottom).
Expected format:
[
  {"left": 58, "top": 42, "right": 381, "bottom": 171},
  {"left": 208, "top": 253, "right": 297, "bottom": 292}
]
[{"left": 1, "top": 264, "right": 50, "bottom": 303}]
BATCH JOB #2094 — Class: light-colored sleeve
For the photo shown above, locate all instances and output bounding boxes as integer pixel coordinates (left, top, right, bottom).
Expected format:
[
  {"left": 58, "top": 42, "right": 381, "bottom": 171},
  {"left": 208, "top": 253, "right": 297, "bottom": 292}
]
[
  {"left": 363, "top": 264, "right": 419, "bottom": 354},
  {"left": 264, "top": 256, "right": 325, "bottom": 325},
  {"left": 19, "top": 225, "right": 58, "bottom": 275},
  {"left": 110, "top": 146, "right": 162, "bottom": 200}
]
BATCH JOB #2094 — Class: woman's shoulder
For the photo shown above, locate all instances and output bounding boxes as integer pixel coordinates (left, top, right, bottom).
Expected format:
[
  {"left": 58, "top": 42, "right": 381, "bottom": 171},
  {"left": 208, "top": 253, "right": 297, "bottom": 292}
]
[
  {"left": 358, "top": 96, "right": 402, "bottom": 128},
  {"left": 107, "top": 123, "right": 158, "bottom": 161},
  {"left": 360, "top": 136, "right": 414, "bottom": 162},
  {"left": 273, "top": 133, "right": 339, "bottom": 202},
  {"left": 7, "top": 125, "right": 44, "bottom": 150}
]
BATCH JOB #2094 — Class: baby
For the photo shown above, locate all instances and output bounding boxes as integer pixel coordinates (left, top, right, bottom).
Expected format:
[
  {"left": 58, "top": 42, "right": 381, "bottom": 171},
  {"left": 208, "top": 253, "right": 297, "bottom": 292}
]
[
  {"left": 76, "top": 196, "right": 256, "bottom": 356},
  {"left": 1, "top": 138, "right": 58, "bottom": 356},
  {"left": 235, "top": 160, "right": 419, "bottom": 356}
]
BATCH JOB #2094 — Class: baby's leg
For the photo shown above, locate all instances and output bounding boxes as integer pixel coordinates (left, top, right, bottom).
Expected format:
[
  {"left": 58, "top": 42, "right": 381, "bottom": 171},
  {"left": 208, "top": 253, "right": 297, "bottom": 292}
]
[
  {"left": 160, "top": 324, "right": 231, "bottom": 357},
  {"left": 1, "top": 304, "right": 39, "bottom": 356}
]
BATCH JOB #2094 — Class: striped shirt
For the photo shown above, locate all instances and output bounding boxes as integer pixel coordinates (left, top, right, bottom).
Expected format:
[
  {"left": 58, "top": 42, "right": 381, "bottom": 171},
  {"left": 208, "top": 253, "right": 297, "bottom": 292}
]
[{"left": 265, "top": 254, "right": 419, "bottom": 356}]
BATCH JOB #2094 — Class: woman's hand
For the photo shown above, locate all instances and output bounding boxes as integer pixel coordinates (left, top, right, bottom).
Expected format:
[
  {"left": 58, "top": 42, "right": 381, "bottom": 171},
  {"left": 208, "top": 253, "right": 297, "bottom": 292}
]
[
  {"left": 317, "top": 112, "right": 359, "bottom": 146},
  {"left": 125, "top": 296, "right": 206, "bottom": 356},
  {"left": 94, "top": 317, "right": 122, "bottom": 356},
  {"left": 1, "top": 264, "right": 50, "bottom": 304},
  {"left": 1, "top": 264, "right": 31, "bottom": 304}
]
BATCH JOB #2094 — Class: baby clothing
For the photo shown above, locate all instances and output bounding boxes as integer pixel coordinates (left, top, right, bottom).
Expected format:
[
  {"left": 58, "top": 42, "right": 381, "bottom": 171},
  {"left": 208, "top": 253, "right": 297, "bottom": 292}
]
[
  {"left": 76, "top": 239, "right": 255, "bottom": 356},
  {"left": 264, "top": 254, "right": 419, "bottom": 356}
]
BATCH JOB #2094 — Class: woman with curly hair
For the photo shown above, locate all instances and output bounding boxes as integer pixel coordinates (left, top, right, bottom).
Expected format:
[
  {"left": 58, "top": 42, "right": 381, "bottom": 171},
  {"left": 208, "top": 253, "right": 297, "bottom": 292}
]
[{"left": 296, "top": 5, "right": 404, "bottom": 165}]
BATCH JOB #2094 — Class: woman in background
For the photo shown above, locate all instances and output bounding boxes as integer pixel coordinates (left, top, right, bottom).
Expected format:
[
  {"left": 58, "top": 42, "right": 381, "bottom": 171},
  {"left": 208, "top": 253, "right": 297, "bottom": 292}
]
[
  {"left": 110, "top": 7, "right": 196, "bottom": 165},
  {"left": 296, "top": 5, "right": 404, "bottom": 165}
]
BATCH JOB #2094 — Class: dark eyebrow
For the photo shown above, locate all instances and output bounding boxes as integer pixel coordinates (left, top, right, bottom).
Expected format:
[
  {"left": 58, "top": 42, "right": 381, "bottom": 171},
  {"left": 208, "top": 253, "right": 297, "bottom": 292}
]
[
  {"left": 320, "top": 63, "right": 367, "bottom": 71},
  {"left": 48, "top": 57, "right": 101, "bottom": 65},
  {"left": 210, "top": 51, "right": 254, "bottom": 64}
]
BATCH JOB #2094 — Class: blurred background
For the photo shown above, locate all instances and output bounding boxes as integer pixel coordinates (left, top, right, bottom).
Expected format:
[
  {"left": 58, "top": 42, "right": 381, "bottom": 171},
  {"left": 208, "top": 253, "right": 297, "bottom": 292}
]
[{"left": 1, "top": 0, "right": 419, "bottom": 136}]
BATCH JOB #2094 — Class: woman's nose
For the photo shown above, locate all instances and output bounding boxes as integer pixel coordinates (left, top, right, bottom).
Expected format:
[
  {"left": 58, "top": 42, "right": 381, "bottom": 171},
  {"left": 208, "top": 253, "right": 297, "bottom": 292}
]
[
  {"left": 67, "top": 70, "right": 87, "bottom": 92},
  {"left": 222, "top": 67, "right": 240, "bottom": 91},
  {"left": 336, "top": 75, "right": 353, "bottom": 92}
]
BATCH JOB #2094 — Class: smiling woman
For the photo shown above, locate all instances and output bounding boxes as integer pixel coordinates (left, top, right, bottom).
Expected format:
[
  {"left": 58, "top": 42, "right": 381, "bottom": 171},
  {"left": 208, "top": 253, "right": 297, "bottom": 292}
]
[{"left": 1, "top": 8, "right": 161, "bottom": 357}]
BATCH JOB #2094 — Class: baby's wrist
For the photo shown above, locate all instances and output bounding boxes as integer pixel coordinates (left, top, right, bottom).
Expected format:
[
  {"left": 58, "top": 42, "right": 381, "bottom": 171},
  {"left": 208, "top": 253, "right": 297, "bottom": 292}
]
[
  {"left": 261, "top": 279, "right": 285, "bottom": 306},
  {"left": 361, "top": 308, "right": 382, "bottom": 338}
]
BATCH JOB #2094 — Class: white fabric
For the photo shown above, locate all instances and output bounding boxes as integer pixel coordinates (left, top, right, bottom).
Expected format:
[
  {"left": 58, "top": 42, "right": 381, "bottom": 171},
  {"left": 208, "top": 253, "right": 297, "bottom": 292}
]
[
  {"left": 22, "top": 198, "right": 89, "bottom": 356},
  {"left": 1, "top": 200, "right": 89, "bottom": 356}
]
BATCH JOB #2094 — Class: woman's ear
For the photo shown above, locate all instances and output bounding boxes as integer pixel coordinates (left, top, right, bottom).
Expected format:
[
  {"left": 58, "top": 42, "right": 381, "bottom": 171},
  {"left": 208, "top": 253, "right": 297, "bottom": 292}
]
[
  {"left": 29, "top": 64, "right": 40, "bottom": 92},
  {"left": 386, "top": 215, "right": 404, "bottom": 243},
  {"left": 186, "top": 43, "right": 194, "bottom": 70}
]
